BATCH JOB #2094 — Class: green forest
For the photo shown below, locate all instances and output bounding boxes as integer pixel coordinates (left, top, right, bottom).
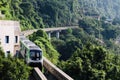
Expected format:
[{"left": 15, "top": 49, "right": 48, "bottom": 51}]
[
  {"left": 1, "top": 0, "right": 120, "bottom": 29},
  {"left": 1, "top": 0, "right": 120, "bottom": 80},
  {"left": 0, "top": 46, "right": 31, "bottom": 80},
  {"left": 0, "top": 0, "right": 80, "bottom": 30},
  {"left": 78, "top": 0, "right": 120, "bottom": 19}
]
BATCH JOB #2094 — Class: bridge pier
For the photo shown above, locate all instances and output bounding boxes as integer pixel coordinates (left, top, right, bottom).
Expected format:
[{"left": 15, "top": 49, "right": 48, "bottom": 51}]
[
  {"left": 48, "top": 32, "right": 51, "bottom": 40},
  {"left": 56, "top": 31, "right": 60, "bottom": 39},
  {"left": 47, "top": 31, "right": 60, "bottom": 39}
]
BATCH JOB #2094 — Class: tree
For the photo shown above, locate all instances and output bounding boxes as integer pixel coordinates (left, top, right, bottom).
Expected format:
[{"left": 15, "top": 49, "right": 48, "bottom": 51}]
[
  {"left": 0, "top": 47, "right": 31, "bottom": 80},
  {"left": 58, "top": 44, "right": 120, "bottom": 80},
  {"left": 0, "top": 46, "right": 4, "bottom": 57},
  {"left": 0, "top": 57, "right": 31, "bottom": 80}
]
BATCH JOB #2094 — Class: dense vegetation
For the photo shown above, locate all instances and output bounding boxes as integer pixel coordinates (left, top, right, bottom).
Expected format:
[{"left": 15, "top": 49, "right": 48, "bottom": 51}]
[
  {"left": 59, "top": 44, "right": 120, "bottom": 80},
  {"left": 0, "top": 46, "right": 31, "bottom": 80},
  {"left": 50, "top": 14, "right": 120, "bottom": 80},
  {"left": 0, "top": 0, "right": 81, "bottom": 30},
  {"left": 50, "top": 26, "right": 120, "bottom": 80},
  {"left": 79, "top": 0, "right": 120, "bottom": 19},
  {"left": 78, "top": 17, "right": 120, "bottom": 51},
  {"left": 1, "top": 0, "right": 120, "bottom": 30},
  {"left": 1, "top": 0, "right": 120, "bottom": 79},
  {"left": 0, "top": 0, "right": 44, "bottom": 30}
]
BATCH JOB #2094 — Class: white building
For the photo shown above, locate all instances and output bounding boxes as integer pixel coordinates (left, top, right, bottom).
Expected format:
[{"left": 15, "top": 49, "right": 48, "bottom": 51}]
[{"left": 0, "top": 20, "right": 21, "bottom": 57}]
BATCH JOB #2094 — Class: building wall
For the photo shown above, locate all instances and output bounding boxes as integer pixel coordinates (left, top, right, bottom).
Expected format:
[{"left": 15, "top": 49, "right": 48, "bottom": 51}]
[
  {"left": 0, "top": 20, "right": 20, "bottom": 56},
  {"left": 14, "top": 22, "right": 20, "bottom": 56}
]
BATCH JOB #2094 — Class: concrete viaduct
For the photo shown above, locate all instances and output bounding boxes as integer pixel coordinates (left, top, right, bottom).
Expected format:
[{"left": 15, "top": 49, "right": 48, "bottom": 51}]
[{"left": 21, "top": 26, "right": 78, "bottom": 39}]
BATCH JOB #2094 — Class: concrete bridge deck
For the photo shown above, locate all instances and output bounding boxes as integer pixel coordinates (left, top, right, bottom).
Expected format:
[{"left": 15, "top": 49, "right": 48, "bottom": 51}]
[{"left": 21, "top": 26, "right": 78, "bottom": 36}]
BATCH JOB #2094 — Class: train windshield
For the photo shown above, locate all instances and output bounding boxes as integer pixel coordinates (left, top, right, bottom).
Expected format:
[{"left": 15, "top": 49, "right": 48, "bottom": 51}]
[{"left": 30, "top": 50, "right": 42, "bottom": 60}]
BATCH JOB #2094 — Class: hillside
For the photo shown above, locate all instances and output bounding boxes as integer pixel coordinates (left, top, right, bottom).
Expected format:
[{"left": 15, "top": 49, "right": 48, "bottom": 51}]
[
  {"left": 1, "top": 0, "right": 120, "bottom": 79},
  {"left": 78, "top": 0, "right": 120, "bottom": 19},
  {"left": 1, "top": 0, "right": 120, "bottom": 30},
  {"left": 0, "top": 0, "right": 80, "bottom": 30}
]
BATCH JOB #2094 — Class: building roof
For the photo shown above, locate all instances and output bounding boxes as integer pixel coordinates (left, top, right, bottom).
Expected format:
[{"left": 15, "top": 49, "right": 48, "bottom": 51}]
[
  {"left": 20, "top": 36, "right": 42, "bottom": 51},
  {"left": 0, "top": 20, "right": 20, "bottom": 27}
]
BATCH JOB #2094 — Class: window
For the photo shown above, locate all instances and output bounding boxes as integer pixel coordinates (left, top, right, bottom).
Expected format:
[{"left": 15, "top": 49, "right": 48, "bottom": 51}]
[
  {"left": 6, "top": 51, "right": 10, "bottom": 53},
  {"left": 5, "top": 36, "right": 9, "bottom": 43},
  {"left": 15, "top": 36, "right": 18, "bottom": 43},
  {"left": 30, "top": 50, "right": 41, "bottom": 60}
]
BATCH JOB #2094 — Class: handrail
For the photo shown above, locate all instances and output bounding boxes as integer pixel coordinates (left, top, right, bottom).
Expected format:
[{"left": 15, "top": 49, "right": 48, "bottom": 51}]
[
  {"left": 43, "top": 57, "right": 74, "bottom": 80},
  {"left": 33, "top": 67, "right": 47, "bottom": 80}
]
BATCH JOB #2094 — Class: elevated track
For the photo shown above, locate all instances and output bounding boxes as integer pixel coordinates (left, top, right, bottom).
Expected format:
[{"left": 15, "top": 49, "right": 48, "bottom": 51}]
[
  {"left": 29, "top": 57, "right": 74, "bottom": 80},
  {"left": 21, "top": 26, "right": 78, "bottom": 36},
  {"left": 30, "top": 67, "right": 47, "bottom": 80},
  {"left": 43, "top": 57, "right": 73, "bottom": 80},
  {"left": 21, "top": 27, "right": 75, "bottom": 80}
]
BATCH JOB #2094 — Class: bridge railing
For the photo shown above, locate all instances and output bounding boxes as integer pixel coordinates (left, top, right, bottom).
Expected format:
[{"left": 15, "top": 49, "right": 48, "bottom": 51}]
[
  {"left": 33, "top": 67, "right": 47, "bottom": 80},
  {"left": 43, "top": 57, "right": 74, "bottom": 80},
  {"left": 21, "top": 26, "right": 78, "bottom": 36}
]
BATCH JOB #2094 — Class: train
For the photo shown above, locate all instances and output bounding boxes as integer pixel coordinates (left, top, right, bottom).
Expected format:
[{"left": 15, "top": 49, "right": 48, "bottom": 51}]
[{"left": 20, "top": 35, "right": 43, "bottom": 70}]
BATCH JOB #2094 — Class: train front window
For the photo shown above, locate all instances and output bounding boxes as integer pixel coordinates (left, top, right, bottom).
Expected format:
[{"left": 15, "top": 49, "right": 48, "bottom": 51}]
[
  {"left": 30, "top": 52, "right": 35, "bottom": 57},
  {"left": 30, "top": 50, "right": 42, "bottom": 60},
  {"left": 37, "top": 52, "right": 40, "bottom": 57}
]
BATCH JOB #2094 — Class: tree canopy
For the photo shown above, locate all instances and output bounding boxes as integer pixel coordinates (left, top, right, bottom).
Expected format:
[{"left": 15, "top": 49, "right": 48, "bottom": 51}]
[
  {"left": 59, "top": 44, "right": 120, "bottom": 80},
  {"left": 0, "top": 46, "right": 31, "bottom": 80}
]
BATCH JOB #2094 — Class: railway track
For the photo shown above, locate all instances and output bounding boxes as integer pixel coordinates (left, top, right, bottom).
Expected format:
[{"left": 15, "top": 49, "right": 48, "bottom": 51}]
[
  {"left": 29, "top": 67, "right": 58, "bottom": 80},
  {"left": 43, "top": 57, "right": 73, "bottom": 80},
  {"left": 30, "top": 67, "right": 47, "bottom": 80}
]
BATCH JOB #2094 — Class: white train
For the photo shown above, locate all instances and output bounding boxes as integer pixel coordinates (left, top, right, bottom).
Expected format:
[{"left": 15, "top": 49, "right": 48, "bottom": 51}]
[{"left": 20, "top": 35, "right": 43, "bottom": 70}]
